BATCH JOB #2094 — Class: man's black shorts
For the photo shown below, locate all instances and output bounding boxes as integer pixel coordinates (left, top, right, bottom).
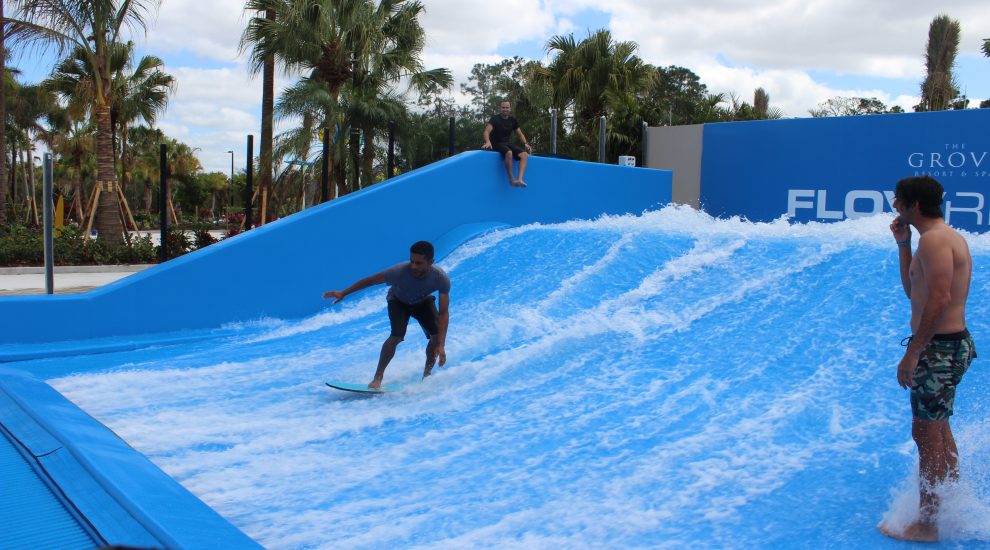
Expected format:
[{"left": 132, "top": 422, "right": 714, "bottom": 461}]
[
  {"left": 492, "top": 142, "right": 525, "bottom": 159},
  {"left": 387, "top": 298, "right": 439, "bottom": 340}
]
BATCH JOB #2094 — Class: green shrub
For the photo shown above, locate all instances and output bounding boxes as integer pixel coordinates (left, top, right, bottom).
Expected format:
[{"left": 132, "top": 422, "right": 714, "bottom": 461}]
[{"left": 0, "top": 223, "right": 158, "bottom": 266}]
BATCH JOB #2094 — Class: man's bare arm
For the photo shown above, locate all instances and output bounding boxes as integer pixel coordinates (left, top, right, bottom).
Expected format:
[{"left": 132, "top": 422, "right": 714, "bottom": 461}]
[
  {"left": 323, "top": 272, "right": 386, "bottom": 303},
  {"left": 516, "top": 128, "right": 532, "bottom": 152},
  {"left": 436, "top": 292, "right": 449, "bottom": 366},
  {"left": 482, "top": 124, "right": 493, "bottom": 149}
]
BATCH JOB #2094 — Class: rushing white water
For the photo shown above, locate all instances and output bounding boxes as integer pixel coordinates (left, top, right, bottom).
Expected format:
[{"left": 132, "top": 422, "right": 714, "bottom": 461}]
[{"left": 46, "top": 206, "right": 990, "bottom": 549}]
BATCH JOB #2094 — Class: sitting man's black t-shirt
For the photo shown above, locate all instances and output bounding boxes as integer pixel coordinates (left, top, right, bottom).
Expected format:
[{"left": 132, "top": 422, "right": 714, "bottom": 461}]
[
  {"left": 488, "top": 114, "right": 519, "bottom": 144},
  {"left": 488, "top": 114, "right": 524, "bottom": 158}
]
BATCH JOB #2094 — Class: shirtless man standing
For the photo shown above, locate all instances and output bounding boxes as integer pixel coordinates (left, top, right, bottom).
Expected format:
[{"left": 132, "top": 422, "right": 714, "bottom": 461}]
[{"left": 883, "top": 176, "right": 977, "bottom": 542}]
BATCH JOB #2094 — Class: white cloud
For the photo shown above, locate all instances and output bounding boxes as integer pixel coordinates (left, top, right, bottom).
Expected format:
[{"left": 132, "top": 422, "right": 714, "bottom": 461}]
[
  {"left": 419, "top": 0, "right": 557, "bottom": 54},
  {"left": 606, "top": 0, "right": 990, "bottom": 77},
  {"left": 144, "top": 0, "right": 247, "bottom": 62}
]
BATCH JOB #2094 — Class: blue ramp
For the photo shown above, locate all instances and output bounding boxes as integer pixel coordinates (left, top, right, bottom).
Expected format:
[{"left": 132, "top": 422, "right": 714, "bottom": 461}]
[{"left": 0, "top": 152, "right": 669, "bottom": 358}]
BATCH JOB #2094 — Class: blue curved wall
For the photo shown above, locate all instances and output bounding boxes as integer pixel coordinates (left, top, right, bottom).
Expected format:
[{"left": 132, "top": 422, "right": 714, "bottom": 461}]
[{"left": 0, "top": 152, "right": 670, "bottom": 356}]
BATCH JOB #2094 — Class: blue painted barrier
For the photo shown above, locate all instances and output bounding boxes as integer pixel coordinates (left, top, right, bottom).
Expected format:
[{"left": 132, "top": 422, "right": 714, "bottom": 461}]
[
  {"left": 0, "top": 367, "right": 262, "bottom": 548},
  {"left": 700, "top": 109, "right": 990, "bottom": 233},
  {"left": 0, "top": 152, "right": 670, "bottom": 358}
]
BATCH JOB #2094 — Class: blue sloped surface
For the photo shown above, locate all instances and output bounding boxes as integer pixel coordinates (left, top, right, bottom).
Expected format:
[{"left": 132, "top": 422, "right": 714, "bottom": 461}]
[{"left": 0, "top": 428, "right": 99, "bottom": 550}]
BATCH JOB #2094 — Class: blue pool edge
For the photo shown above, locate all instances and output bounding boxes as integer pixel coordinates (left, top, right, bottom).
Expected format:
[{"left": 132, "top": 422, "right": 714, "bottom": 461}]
[{"left": 0, "top": 366, "right": 262, "bottom": 549}]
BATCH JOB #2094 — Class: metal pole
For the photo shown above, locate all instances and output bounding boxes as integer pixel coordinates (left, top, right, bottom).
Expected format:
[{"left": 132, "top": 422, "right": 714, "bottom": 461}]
[
  {"left": 321, "top": 128, "right": 330, "bottom": 202},
  {"left": 641, "top": 121, "right": 649, "bottom": 168},
  {"left": 43, "top": 153, "right": 54, "bottom": 294},
  {"left": 448, "top": 116, "right": 455, "bottom": 157},
  {"left": 550, "top": 109, "right": 558, "bottom": 155},
  {"left": 246, "top": 135, "right": 254, "bottom": 229},
  {"left": 387, "top": 121, "right": 396, "bottom": 179},
  {"left": 226, "top": 149, "right": 234, "bottom": 212},
  {"left": 301, "top": 162, "right": 308, "bottom": 209},
  {"left": 598, "top": 116, "right": 606, "bottom": 163},
  {"left": 350, "top": 127, "right": 360, "bottom": 191},
  {"left": 157, "top": 144, "right": 168, "bottom": 261}
]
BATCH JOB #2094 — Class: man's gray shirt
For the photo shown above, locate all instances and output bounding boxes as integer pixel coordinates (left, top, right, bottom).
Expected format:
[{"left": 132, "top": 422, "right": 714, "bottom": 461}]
[{"left": 383, "top": 263, "right": 450, "bottom": 305}]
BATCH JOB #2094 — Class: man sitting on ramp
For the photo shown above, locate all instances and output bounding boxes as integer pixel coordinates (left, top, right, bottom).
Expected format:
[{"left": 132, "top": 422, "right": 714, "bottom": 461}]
[
  {"left": 482, "top": 99, "right": 533, "bottom": 187},
  {"left": 323, "top": 241, "right": 450, "bottom": 390}
]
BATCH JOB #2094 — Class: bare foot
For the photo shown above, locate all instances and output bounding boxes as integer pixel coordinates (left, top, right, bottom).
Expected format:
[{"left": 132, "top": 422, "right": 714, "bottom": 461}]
[
  {"left": 511, "top": 179, "right": 528, "bottom": 188},
  {"left": 879, "top": 521, "right": 938, "bottom": 542},
  {"left": 368, "top": 379, "right": 383, "bottom": 390}
]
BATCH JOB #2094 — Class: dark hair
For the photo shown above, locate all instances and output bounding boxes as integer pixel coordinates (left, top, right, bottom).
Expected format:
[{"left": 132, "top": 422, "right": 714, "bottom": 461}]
[
  {"left": 895, "top": 176, "right": 944, "bottom": 218},
  {"left": 410, "top": 240, "right": 434, "bottom": 260}
]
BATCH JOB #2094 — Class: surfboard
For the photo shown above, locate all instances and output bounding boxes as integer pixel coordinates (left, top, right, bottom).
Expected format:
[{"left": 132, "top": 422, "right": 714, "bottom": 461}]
[{"left": 325, "top": 381, "right": 403, "bottom": 394}]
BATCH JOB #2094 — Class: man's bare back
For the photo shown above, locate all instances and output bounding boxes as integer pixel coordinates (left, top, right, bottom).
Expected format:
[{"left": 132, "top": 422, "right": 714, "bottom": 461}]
[{"left": 908, "top": 223, "right": 971, "bottom": 335}]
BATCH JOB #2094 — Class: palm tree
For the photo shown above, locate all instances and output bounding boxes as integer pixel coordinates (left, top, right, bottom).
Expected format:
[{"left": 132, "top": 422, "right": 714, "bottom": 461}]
[
  {"left": 112, "top": 46, "right": 174, "bottom": 209},
  {"left": 242, "top": 0, "right": 383, "bottom": 201},
  {"left": 348, "top": 0, "right": 451, "bottom": 186},
  {"left": 127, "top": 124, "right": 164, "bottom": 212},
  {"left": 48, "top": 113, "right": 95, "bottom": 223},
  {"left": 0, "top": 2, "right": 8, "bottom": 226},
  {"left": 8, "top": 83, "right": 56, "bottom": 221},
  {"left": 544, "top": 29, "right": 651, "bottom": 160},
  {"left": 7, "top": 0, "right": 159, "bottom": 243},
  {"left": 45, "top": 41, "right": 173, "bottom": 212},
  {"left": 240, "top": 4, "right": 277, "bottom": 221},
  {"left": 920, "top": 14, "right": 961, "bottom": 112}
]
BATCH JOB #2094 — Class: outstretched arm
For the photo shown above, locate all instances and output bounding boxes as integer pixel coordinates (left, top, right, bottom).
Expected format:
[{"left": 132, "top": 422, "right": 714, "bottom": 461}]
[
  {"left": 436, "top": 292, "right": 449, "bottom": 366},
  {"left": 323, "top": 271, "right": 386, "bottom": 304},
  {"left": 515, "top": 128, "right": 532, "bottom": 153},
  {"left": 482, "top": 124, "right": 493, "bottom": 149}
]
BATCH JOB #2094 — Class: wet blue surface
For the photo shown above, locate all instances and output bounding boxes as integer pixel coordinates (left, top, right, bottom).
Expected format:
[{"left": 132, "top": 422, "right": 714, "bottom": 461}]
[{"left": 31, "top": 208, "right": 990, "bottom": 549}]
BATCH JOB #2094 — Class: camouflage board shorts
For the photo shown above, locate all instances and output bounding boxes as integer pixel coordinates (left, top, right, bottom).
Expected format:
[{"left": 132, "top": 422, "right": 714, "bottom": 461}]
[{"left": 909, "top": 329, "right": 977, "bottom": 421}]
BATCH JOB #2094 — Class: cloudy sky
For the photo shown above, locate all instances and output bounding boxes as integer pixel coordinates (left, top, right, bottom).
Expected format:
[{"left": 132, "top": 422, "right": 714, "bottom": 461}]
[{"left": 12, "top": 0, "right": 990, "bottom": 173}]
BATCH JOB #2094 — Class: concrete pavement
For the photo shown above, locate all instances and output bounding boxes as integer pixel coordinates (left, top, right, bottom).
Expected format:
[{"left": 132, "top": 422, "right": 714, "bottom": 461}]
[{"left": 0, "top": 265, "right": 152, "bottom": 296}]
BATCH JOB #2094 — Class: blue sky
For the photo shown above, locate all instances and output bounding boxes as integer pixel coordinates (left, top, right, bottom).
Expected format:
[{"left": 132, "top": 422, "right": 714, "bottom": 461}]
[{"left": 8, "top": 0, "right": 990, "bottom": 174}]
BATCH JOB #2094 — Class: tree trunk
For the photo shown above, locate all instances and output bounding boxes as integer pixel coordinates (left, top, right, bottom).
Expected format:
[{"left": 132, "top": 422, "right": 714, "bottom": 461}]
[
  {"left": 10, "top": 141, "right": 17, "bottom": 209},
  {"left": 361, "top": 126, "right": 376, "bottom": 186},
  {"left": 94, "top": 104, "right": 124, "bottom": 244},
  {"left": 143, "top": 176, "right": 153, "bottom": 213},
  {"left": 334, "top": 159, "right": 346, "bottom": 197},
  {"left": 73, "top": 168, "right": 85, "bottom": 223},
  {"left": 120, "top": 125, "right": 136, "bottom": 211},
  {"left": 259, "top": 8, "right": 276, "bottom": 223},
  {"left": 0, "top": 0, "right": 6, "bottom": 226}
]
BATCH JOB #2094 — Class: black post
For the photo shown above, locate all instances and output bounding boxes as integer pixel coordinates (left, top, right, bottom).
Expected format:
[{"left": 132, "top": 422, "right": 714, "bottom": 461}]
[
  {"left": 321, "top": 128, "right": 330, "bottom": 202},
  {"left": 387, "top": 121, "right": 396, "bottom": 179},
  {"left": 158, "top": 143, "right": 167, "bottom": 262},
  {"left": 350, "top": 127, "right": 360, "bottom": 190},
  {"left": 246, "top": 135, "right": 254, "bottom": 229},
  {"left": 448, "top": 116, "right": 455, "bottom": 157},
  {"left": 550, "top": 109, "right": 558, "bottom": 155},
  {"left": 43, "top": 153, "right": 54, "bottom": 294},
  {"left": 641, "top": 121, "right": 649, "bottom": 168},
  {"left": 598, "top": 116, "right": 607, "bottom": 163}
]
